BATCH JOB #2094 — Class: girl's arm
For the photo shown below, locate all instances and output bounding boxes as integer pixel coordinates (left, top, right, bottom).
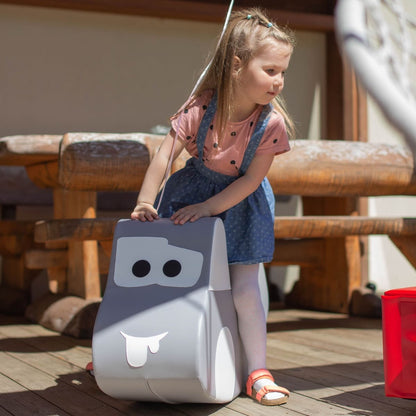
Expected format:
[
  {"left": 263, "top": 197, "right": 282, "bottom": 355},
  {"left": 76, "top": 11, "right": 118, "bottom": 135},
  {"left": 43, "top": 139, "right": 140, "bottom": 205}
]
[
  {"left": 171, "top": 152, "right": 275, "bottom": 224},
  {"left": 131, "top": 130, "right": 185, "bottom": 221}
]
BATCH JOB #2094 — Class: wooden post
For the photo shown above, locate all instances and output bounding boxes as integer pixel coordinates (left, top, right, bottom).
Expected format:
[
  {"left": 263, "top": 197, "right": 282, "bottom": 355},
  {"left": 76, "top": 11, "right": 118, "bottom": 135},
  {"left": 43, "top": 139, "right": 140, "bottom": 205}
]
[
  {"left": 390, "top": 236, "right": 416, "bottom": 269},
  {"left": 0, "top": 221, "right": 37, "bottom": 291},
  {"left": 286, "top": 33, "right": 368, "bottom": 312},
  {"left": 22, "top": 140, "right": 101, "bottom": 299},
  {"left": 42, "top": 189, "right": 67, "bottom": 294},
  {"left": 36, "top": 188, "right": 100, "bottom": 298},
  {"left": 60, "top": 189, "right": 100, "bottom": 299}
]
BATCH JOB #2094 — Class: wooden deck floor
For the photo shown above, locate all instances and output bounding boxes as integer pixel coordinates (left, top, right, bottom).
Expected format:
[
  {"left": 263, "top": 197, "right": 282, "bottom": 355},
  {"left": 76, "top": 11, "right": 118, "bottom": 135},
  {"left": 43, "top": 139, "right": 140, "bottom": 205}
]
[{"left": 1, "top": 308, "right": 415, "bottom": 416}]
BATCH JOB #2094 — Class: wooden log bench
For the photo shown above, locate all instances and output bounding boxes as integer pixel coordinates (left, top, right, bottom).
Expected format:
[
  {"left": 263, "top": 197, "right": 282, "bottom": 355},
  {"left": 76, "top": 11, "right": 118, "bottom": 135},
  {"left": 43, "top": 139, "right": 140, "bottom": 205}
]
[
  {"left": 270, "top": 140, "right": 416, "bottom": 312},
  {"left": 0, "top": 134, "right": 135, "bottom": 300},
  {"left": 25, "top": 133, "right": 166, "bottom": 299},
  {"left": 0, "top": 135, "right": 61, "bottom": 166},
  {"left": 0, "top": 136, "right": 61, "bottom": 301},
  {"left": 33, "top": 133, "right": 416, "bottom": 313}
]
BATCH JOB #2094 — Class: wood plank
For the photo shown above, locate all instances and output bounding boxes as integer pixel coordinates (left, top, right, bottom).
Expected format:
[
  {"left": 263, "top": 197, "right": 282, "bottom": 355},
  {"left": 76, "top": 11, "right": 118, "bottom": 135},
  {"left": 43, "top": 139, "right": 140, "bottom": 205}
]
[
  {"left": 98, "top": 242, "right": 111, "bottom": 274},
  {"left": 63, "top": 191, "right": 100, "bottom": 299},
  {"left": 32, "top": 187, "right": 101, "bottom": 298},
  {"left": 265, "top": 312, "right": 416, "bottom": 415},
  {"left": 269, "top": 140, "right": 416, "bottom": 197},
  {"left": 0, "top": 135, "right": 60, "bottom": 166},
  {"left": 0, "top": 373, "right": 70, "bottom": 416},
  {"left": 124, "top": 402, "right": 200, "bottom": 416},
  {"left": 173, "top": 404, "right": 253, "bottom": 416},
  {"left": 0, "top": 221, "right": 35, "bottom": 256},
  {"left": 24, "top": 248, "right": 68, "bottom": 269},
  {"left": 0, "top": 352, "right": 124, "bottom": 416},
  {"left": 268, "top": 10, "right": 333, "bottom": 32},
  {"left": 286, "top": 223, "right": 361, "bottom": 312},
  {"left": 0, "top": 236, "right": 29, "bottom": 256},
  {"left": 269, "top": 371, "right": 411, "bottom": 416},
  {"left": 58, "top": 134, "right": 416, "bottom": 196},
  {"left": 269, "top": 328, "right": 382, "bottom": 362},
  {"left": 271, "top": 239, "right": 324, "bottom": 267},
  {"left": 0, "top": 220, "right": 35, "bottom": 236},
  {"left": 0, "top": 328, "right": 136, "bottom": 414},
  {"left": 1, "top": 310, "right": 416, "bottom": 415},
  {"left": 1, "top": 255, "right": 33, "bottom": 290},
  {"left": 67, "top": 239, "right": 100, "bottom": 299},
  {"left": 0, "top": 1, "right": 335, "bottom": 31},
  {"left": 35, "top": 218, "right": 117, "bottom": 243},
  {"left": 45, "top": 258, "right": 67, "bottom": 294},
  {"left": 227, "top": 394, "right": 308, "bottom": 415},
  {"left": 58, "top": 133, "right": 161, "bottom": 191},
  {"left": 0, "top": 326, "right": 127, "bottom": 414},
  {"left": 275, "top": 216, "right": 416, "bottom": 238},
  {"left": 267, "top": 341, "right": 416, "bottom": 414},
  {"left": 44, "top": 189, "right": 68, "bottom": 294},
  {"left": 230, "top": 380, "right": 371, "bottom": 416},
  {"left": 0, "top": 323, "right": 93, "bottom": 367},
  {"left": 0, "top": 406, "right": 13, "bottom": 416},
  {"left": 390, "top": 235, "right": 416, "bottom": 269},
  {"left": 99, "top": 240, "right": 113, "bottom": 258},
  {"left": 269, "top": 333, "right": 383, "bottom": 371},
  {"left": 34, "top": 216, "right": 416, "bottom": 243},
  {"left": 0, "top": 325, "right": 237, "bottom": 416},
  {"left": 25, "top": 160, "right": 60, "bottom": 189}
]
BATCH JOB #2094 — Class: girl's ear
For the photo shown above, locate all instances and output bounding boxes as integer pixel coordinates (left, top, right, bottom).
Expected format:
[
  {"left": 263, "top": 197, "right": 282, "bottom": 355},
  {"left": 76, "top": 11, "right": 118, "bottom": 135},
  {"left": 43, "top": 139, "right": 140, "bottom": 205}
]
[{"left": 233, "top": 56, "right": 242, "bottom": 76}]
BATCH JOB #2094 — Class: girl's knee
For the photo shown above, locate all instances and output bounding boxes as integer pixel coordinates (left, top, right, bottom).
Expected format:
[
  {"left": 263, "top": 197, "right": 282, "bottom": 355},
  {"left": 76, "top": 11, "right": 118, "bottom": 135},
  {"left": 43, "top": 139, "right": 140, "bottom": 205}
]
[{"left": 229, "top": 264, "right": 262, "bottom": 312}]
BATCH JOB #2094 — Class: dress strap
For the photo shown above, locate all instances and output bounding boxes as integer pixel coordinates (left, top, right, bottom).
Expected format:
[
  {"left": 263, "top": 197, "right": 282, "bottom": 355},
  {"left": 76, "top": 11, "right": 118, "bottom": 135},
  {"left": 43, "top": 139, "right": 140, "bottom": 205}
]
[
  {"left": 195, "top": 94, "right": 272, "bottom": 174},
  {"left": 239, "top": 103, "right": 273, "bottom": 175},
  {"left": 196, "top": 92, "right": 217, "bottom": 159}
]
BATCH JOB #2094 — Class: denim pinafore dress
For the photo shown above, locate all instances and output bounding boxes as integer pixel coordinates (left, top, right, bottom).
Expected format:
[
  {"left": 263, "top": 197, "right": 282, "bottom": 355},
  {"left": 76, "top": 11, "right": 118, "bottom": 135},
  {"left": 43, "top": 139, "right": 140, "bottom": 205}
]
[{"left": 157, "top": 95, "right": 275, "bottom": 265}]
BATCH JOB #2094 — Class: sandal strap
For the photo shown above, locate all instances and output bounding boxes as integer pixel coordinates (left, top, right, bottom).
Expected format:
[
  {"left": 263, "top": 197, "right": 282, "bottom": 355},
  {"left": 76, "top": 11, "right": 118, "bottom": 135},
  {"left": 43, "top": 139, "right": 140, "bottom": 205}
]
[
  {"left": 246, "top": 369, "right": 274, "bottom": 396},
  {"left": 256, "top": 385, "right": 290, "bottom": 402}
]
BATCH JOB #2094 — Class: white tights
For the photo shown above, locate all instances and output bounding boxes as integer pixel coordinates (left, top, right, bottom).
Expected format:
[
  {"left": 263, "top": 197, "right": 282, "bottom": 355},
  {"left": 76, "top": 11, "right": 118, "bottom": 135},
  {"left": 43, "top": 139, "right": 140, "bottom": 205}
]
[
  {"left": 229, "top": 263, "right": 285, "bottom": 401},
  {"left": 229, "top": 263, "right": 267, "bottom": 373}
]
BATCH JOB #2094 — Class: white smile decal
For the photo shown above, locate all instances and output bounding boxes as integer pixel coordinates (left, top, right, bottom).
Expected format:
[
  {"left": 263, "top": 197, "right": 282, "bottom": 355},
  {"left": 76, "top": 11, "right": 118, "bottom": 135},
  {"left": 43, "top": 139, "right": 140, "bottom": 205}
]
[{"left": 120, "top": 331, "right": 168, "bottom": 368}]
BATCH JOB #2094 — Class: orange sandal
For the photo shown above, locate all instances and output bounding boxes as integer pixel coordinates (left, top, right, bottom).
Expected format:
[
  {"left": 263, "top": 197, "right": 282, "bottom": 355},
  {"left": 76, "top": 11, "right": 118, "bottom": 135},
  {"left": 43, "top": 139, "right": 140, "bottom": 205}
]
[
  {"left": 86, "top": 361, "right": 94, "bottom": 377},
  {"left": 246, "top": 369, "right": 289, "bottom": 406}
]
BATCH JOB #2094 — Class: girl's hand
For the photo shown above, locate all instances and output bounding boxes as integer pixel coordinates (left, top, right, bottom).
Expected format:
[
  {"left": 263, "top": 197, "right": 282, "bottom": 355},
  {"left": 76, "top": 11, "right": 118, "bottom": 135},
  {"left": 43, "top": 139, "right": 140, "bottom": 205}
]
[
  {"left": 131, "top": 202, "right": 159, "bottom": 222},
  {"left": 171, "top": 202, "right": 213, "bottom": 225}
]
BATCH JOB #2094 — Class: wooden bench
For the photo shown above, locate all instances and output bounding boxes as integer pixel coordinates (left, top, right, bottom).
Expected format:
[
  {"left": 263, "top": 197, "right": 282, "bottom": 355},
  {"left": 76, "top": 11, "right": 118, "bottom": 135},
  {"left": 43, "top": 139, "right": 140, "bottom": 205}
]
[
  {"left": 0, "top": 135, "right": 61, "bottom": 296},
  {"left": 0, "top": 134, "right": 154, "bottom": 301},
  {"left": 33, "top": 133, "right": 416, "bottom": 313},
  {"left": 28, "top": 133, "right": 166, "bottom": 300}
]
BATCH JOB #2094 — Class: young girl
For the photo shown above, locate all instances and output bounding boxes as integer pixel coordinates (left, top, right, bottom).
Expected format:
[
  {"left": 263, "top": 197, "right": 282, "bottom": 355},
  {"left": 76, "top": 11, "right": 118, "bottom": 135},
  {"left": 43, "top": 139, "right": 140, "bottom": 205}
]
[{"left": 131, "top": 8, "right": 295, "bottom": 406}]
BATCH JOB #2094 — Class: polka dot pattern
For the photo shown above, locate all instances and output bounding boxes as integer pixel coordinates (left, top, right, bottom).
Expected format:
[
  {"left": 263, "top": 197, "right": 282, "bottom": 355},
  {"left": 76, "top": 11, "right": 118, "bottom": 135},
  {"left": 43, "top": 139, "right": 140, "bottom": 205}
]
[{"left": 156, "top": 93, "right": 275, "bottom": 264}]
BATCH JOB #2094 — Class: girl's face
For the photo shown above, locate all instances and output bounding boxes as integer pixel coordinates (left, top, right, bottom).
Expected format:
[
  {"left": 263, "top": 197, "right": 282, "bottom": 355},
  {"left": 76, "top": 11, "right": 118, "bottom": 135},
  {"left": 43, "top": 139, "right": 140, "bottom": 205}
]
[{"left": 233, "top": 39, "right": 292, "bottom": 113}]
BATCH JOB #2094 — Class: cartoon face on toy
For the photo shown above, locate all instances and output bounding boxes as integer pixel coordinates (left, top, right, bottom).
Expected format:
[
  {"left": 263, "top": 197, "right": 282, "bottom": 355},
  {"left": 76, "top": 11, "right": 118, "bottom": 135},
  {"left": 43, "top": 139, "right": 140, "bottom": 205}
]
[
  {"left": 110, "top": 236, "right": 205, "bottom": 368},
  {"left": 92, "top": 218, "right": 241, "bottom": 403},
  {"left": 120, "top": 330, "right": 168, "bottom": 368},
  {"left": 113, "top": 237, "right": 204, "bottom": 288}
]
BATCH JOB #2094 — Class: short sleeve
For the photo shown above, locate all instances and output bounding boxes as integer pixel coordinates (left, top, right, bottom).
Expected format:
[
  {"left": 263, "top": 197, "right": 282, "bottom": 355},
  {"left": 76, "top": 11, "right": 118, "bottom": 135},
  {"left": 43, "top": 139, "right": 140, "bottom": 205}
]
[
  {"left": 170, "top": 90, "right": 214, "bottom": 157},
  {"left": 256, "top": 110, "right": 291, "bottom": 156}
]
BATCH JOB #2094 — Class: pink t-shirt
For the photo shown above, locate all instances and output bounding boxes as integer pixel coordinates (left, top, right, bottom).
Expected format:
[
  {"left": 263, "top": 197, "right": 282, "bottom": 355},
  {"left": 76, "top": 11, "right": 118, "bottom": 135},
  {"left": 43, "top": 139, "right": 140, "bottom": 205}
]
[{"left": 171, "top": 90, "right": 290, "bottom": 176}]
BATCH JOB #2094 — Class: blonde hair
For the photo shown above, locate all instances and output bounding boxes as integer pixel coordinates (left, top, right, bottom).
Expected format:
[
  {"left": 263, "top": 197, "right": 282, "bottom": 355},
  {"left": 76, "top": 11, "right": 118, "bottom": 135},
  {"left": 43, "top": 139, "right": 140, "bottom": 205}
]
[{"left": 191, "top": 7, "right": 296, "bottom": 140}]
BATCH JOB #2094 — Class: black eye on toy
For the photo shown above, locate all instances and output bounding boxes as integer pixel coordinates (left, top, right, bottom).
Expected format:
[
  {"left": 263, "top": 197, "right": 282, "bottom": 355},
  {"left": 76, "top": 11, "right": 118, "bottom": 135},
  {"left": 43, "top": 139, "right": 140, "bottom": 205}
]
[
  {"left": 163, "top": 260, "right": 182, "bottom": 278},
  {"left": 132, "top": 260, "right": 151, "bottom": 278}
]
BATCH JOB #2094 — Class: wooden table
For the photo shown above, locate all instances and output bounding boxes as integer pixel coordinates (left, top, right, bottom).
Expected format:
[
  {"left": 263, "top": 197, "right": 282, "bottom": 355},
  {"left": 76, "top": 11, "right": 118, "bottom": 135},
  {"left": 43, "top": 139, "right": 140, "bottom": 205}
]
[
  {"left": 0, "top": 135, "right": 61, "bottom": 292},
  {"left": 35, "top": 134, "right": 416, "bottom": 312}
]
